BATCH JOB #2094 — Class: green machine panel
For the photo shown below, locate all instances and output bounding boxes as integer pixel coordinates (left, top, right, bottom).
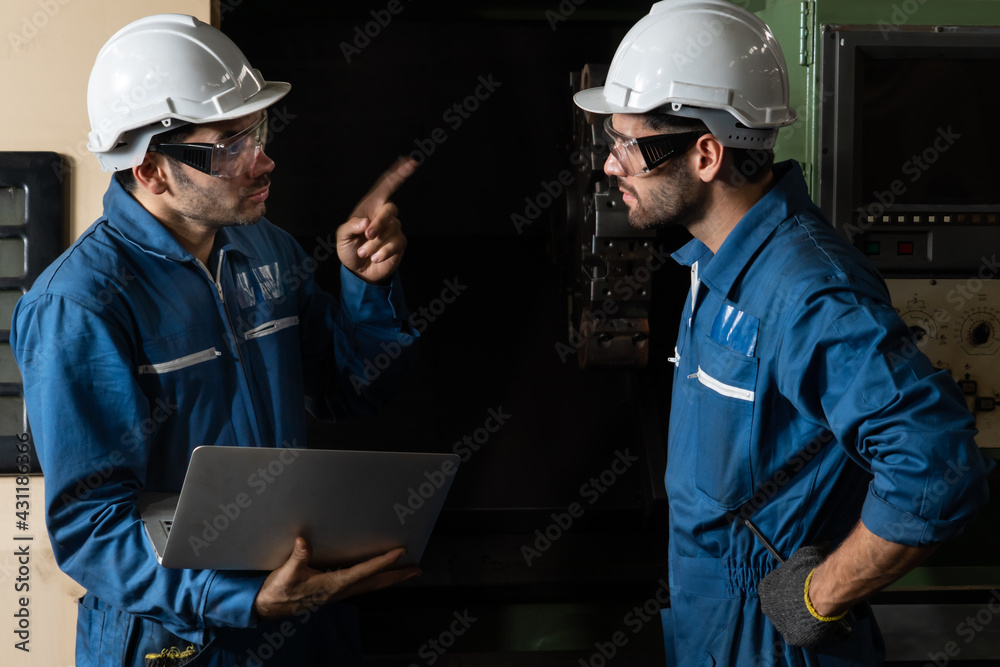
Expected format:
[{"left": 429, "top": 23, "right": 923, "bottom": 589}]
[{"left": 753, "top": 0, "right": 1000, "bottom": 196}]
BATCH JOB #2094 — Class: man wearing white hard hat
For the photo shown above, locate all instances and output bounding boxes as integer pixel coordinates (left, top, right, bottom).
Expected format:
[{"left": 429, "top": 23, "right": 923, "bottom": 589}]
[
  {"left": 575, "top": 1, "right": 992, "bottom": 664},
  {"left": 12, "top": 14, "right": 420, "bottom": 667}
]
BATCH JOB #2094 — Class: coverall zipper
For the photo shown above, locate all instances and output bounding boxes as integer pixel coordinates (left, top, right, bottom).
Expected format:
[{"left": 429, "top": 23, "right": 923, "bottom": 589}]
[
  {"left": 688, "top": 366, "right": 755, "bottom": 401},
  {"left": 194, "top": 251, "right": 263, "bottom": 443},
  {"left": 244, "top": 316, "right": 299, "bottom": 340}
]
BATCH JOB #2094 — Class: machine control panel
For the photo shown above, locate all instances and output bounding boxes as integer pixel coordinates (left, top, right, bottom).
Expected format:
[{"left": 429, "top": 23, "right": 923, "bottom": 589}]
[{"left": 886, "top": 278, "right": 999, "bottom": 448}]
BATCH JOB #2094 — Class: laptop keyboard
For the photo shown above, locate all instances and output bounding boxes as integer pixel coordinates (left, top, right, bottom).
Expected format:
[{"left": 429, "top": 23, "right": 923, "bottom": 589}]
[{"left": 160, "top": 519, "right": 173, "bottom": 537}]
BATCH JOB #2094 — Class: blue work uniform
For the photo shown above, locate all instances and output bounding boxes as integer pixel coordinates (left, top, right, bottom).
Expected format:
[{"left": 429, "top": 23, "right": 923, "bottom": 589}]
[
  {"left": 11, "top": 177, "right": 418, "bottom": 666},
  {"left": 661, "top": 161, "right": 993, "bottom": 666}
]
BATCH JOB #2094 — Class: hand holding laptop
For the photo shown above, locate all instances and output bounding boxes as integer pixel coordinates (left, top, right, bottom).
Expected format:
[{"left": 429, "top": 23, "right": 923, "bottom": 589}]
[
  {"left": 139, "top": 447, "right": 459, "bottom": 571},
  {"left": 254, "top": 538, "right": 422, "bottom": 619}
]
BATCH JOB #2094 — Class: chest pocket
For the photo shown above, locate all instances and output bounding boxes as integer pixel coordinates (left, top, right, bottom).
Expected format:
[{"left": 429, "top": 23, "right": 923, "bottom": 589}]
[
  {"left": 137, "top": 329, "right": 223, "bottom": 380},
  {"left": 243, "top": 316, "right": 299, "bottom": 341},
  {"left": 138, "top": 347, "right": 221, "bottom": 375},
  {"left": 135, "top": 331, "right": 226, "bottom": 432},
  {"left": 691, "top": 335, "right": 759, "bottom": 510}
]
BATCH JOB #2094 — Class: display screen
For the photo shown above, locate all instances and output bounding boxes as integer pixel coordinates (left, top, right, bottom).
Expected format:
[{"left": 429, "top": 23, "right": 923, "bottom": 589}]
[{"left": 859, "top": 56, "right": 1000, "bottom": 207}]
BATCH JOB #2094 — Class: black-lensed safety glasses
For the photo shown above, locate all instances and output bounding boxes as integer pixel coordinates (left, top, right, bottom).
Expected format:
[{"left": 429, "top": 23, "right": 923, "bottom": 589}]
[
  {"left": 150, "top": 111, "right": 269, "bottom": 179},
  {"left": 603, "top": 117, "right": 707, "bottom": 177}
]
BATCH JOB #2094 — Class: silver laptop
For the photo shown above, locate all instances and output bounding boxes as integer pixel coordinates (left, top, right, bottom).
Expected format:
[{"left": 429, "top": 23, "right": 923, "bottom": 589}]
[{"left": 137, "top": 446, "right": 459, "bottom": 570}]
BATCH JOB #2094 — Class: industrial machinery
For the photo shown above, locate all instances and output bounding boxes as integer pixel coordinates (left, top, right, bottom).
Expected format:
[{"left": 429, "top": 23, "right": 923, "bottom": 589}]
[
  {"left": 818, "top": 25, "right": 1000, "bottom": 450},
  {"left": 566, "top": 65, "right": 657, "bottom": 370},
  {"left": 820, "top": 25, "right": 1000, "bottom": 448},
  {"left": 886, "top": 278, "right": 1000, "bottom": 445},
  {"left": 815, "top": 21, "right": 1000, "bottom": 663},
  {"left": 820, "top": 27, "right": 1000, "bottom": 275}
]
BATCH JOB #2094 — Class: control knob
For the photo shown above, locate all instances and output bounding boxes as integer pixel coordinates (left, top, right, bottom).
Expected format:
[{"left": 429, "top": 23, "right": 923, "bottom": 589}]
[{"left": 970, "top": 321, "right": 992, "bottom": 347}]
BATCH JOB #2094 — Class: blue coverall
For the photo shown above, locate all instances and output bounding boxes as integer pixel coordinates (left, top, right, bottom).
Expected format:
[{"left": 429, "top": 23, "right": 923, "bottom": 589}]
[
  {"left": 11, "top": 177, "right": 418, "bottom": 666},
  {"left": 661, "top": 161, "right": 994, "bottom": 666}
]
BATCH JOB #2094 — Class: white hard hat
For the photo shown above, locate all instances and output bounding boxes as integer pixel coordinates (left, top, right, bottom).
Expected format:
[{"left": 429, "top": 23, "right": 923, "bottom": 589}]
[
  {"left": 574, "top": 0, "right": 797, "bottom": 148},
  {"left": 86, "top": 14, "right": 291, "bottom": 172}
]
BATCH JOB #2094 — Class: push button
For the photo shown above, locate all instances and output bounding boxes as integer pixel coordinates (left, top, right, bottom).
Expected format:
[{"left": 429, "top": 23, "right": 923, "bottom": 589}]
[
  {"left": 958, "top": 379, "right": 977, "bottom": 395},
  {"left": 974, "top": 396, "right": 996, "bottom": 412}
]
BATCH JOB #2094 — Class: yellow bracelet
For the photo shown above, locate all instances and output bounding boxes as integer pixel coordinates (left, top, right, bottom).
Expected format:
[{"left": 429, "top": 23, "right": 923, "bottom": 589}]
[{"left": 804, "top": 569, "right": 849, "bottom": 622}]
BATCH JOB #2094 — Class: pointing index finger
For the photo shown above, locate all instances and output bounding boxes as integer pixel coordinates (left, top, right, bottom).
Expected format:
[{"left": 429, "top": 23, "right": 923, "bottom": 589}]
[{"left": 352, "top": 157, "right": 418, "bottom": 217}]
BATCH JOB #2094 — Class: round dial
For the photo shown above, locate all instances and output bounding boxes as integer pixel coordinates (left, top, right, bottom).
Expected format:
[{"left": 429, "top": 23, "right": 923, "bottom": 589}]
[
  {"left": 960, "top": 309, "right": 1000, "bottom": 355},
  {"left": 971, "top": 321, "right": 992, "bottom": 347},
  {"left": 898, "top": 306, "right": 943, "bottom": 349}
]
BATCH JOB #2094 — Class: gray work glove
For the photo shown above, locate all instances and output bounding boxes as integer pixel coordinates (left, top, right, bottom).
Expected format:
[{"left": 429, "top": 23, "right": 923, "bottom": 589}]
[{"left": 757, "top": 546, "right": 851, "bottom": 648}]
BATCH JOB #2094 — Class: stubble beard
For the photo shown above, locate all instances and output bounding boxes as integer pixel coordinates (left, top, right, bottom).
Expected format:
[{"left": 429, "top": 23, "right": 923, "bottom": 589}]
[
  {"left": 622, "top": 158, "right": 705, "bottom": 231},
  {"left": 168, "top": 159, "right": 268, "bottom": 229}
]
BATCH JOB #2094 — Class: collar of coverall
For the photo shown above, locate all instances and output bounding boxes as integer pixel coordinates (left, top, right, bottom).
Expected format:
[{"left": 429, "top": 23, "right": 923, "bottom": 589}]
[
  {"left": 671, "top": 160, "right": 812, "bottom": 300},
  {"left": 102, "top": 175, "right": 260, "bottom": 263}
]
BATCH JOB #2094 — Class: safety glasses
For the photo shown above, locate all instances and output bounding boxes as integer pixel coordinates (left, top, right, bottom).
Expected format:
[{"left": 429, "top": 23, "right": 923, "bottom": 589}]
[
  {"left": 151, "top": 111, "right": 269, "bottom": 178},
  {"left": 603, "top": 117, "right": 707, "bottom": 177}
]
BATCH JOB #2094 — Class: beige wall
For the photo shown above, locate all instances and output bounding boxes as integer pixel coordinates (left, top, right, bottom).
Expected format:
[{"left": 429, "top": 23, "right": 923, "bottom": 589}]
[
  {"left": 0, "top": 2, "right": 211, "bottom": 664},
  {"left": 0, "top": 476, "right": 81, "bottom": 667},
  {"left": 1, "top": 0, "right": 213, "bottom": 242}
]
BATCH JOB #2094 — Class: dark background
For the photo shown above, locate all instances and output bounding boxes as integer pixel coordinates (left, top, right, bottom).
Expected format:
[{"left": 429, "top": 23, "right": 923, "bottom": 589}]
[
  {"left": 221, "top": 0, "right": 693, "bottom": 527},
  {"left": 223, "top": 1, "right": 692, "bottom": 663}
]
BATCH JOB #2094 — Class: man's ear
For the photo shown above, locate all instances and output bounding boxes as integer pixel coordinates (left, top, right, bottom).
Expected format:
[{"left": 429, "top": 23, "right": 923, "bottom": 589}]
[
  {"left": 691, "top": 134, "right": 725, "bottom": 184},
  {"left": 132, "top": 153, "right": 171, "bottom": 195}
]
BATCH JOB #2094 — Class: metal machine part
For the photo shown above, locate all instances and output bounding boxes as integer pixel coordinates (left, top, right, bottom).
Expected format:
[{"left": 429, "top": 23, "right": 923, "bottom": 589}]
[
  {"left": 568, "top": 65, "right": 656, "bottom": 370},
  {"left": 885, "top": 278, "right": 1000, "bottom": 448},
  {"left": 819, "top": 26, "right": 1000, "bottom": 274}
]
